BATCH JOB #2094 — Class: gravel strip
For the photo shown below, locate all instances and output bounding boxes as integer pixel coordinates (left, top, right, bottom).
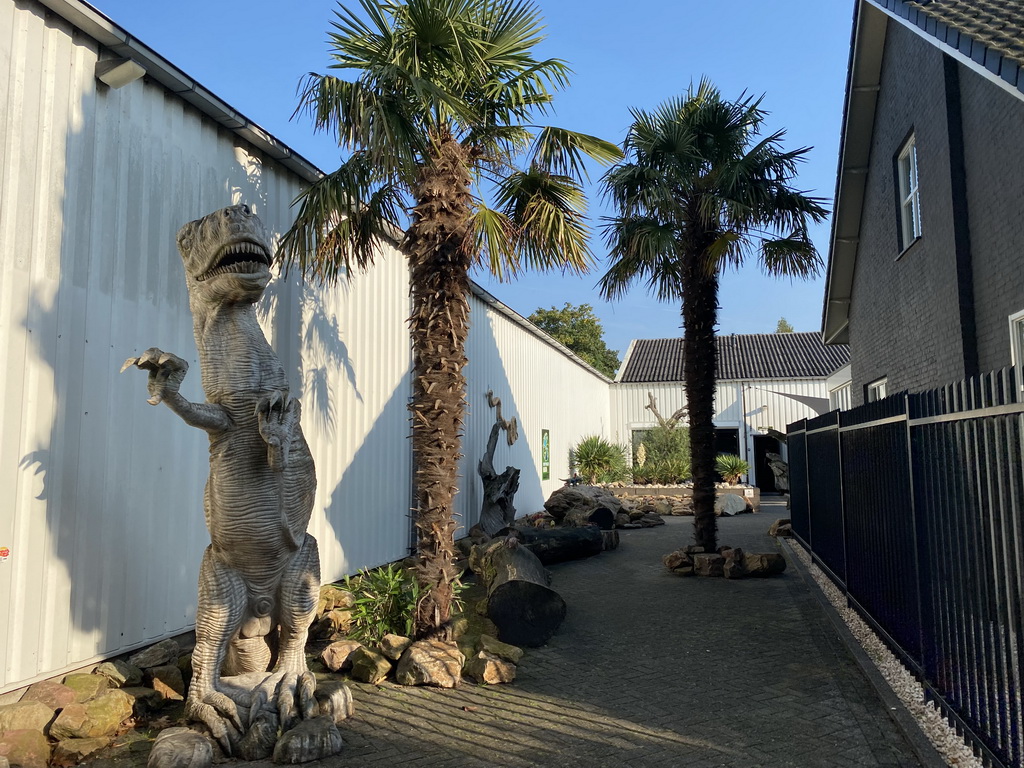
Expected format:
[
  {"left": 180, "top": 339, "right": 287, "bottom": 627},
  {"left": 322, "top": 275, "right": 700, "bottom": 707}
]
[{"left": 789, "top": 542, "right": 984, "bottom": 768}]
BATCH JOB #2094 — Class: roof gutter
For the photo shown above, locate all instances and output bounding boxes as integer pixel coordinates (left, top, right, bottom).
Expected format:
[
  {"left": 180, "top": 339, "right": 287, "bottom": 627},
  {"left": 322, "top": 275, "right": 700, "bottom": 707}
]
[{"left": 36, "top": 0, "right": 323, "bottom": 185}]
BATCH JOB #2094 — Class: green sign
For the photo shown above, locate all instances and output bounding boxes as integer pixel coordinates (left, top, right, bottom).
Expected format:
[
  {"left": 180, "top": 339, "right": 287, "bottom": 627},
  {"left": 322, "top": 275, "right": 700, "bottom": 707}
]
[{"left": 541, "top": 429, "right": 550, "bottom": 480}]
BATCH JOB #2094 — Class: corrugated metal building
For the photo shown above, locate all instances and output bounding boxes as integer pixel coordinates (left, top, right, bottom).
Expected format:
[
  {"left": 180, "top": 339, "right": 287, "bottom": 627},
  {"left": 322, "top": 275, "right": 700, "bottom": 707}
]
[
  {"left": 0, "top": 0, "right": 613, "bottom": 693},
  {"left": 612, "top": 334, "right": 851, "bottom": 489},
  {"left": 1, "top": 0, "right": 846, "bottom": 694}
]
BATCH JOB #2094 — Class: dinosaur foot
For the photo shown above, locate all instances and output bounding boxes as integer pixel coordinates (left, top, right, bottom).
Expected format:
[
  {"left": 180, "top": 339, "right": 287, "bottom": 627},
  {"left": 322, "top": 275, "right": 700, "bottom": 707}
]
[{"left": 189, "top": 671, "right": 319, "bottom": 759}]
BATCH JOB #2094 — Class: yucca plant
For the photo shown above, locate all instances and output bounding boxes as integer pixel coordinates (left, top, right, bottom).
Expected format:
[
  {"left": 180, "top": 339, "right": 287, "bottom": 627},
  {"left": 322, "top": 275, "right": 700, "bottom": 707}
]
[
  {"left": 570, "top": 435, "right": 629, "bottom": 485},
  {"left": 715, "top": 454, "right": 750, "bottom": 485},
  {"left": 343, "top": 564, "right": 421, "bottom": 646}
]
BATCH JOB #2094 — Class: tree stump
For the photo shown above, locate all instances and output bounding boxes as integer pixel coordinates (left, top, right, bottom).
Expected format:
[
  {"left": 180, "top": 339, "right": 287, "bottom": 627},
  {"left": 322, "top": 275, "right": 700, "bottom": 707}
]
[
  {"left": 505, "top": 526, "right": 604, "bottom": 565},
  {"left": 470, "top": 538, "right": 566, "bottom": 647}
]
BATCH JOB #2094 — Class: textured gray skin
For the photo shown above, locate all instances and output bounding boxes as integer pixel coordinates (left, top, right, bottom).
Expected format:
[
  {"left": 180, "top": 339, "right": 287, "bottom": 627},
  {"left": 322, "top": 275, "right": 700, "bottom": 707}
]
[{"left": 123, "top": 206, "right": 321, "bottom": 756}]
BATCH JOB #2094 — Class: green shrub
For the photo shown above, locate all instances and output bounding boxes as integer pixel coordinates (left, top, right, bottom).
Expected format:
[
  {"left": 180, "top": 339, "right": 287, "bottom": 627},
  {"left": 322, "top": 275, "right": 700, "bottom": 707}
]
[
  {"left": 570, "top": 435, "right": 630, "bottom": 484},
  {"left": 343, "top": 563, "right": 421, "bottom": 645},
  {"left": 715, "top": 453, "right": 750, "bottom": 484},
  {"left": 632, "top": 425, "right": 691, "bottom": 484}
]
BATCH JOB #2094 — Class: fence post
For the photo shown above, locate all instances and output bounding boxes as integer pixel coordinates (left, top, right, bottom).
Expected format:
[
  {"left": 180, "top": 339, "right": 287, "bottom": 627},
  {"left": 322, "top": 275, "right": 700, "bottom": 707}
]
[{"left": 906, "top": 391, "right": 927, "bottom": 667}]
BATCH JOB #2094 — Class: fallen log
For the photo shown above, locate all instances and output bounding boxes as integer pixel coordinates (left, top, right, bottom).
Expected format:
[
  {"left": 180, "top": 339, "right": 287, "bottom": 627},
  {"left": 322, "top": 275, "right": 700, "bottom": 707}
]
[
  {"left": 470, "top": 538, "right": 566, "bottom": 647},
  {"left": 505, "top": 525, "right": 604, "bottom": 566}
]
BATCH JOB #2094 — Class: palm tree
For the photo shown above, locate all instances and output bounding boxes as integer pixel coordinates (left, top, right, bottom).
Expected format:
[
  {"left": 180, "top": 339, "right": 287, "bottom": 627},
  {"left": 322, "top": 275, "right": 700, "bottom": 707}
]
[
  {"left": 599, "top": 80, "right": 827, "bottom": 553},
  {"left": 280, "top": 0, "right": 620, "bottom": 638}
]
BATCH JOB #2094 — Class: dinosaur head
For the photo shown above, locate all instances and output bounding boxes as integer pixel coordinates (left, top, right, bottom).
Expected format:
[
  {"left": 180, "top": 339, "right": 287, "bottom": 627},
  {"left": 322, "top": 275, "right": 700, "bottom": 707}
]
[{"left": 177, "top": 205, "right": 273, "bottom": 304}]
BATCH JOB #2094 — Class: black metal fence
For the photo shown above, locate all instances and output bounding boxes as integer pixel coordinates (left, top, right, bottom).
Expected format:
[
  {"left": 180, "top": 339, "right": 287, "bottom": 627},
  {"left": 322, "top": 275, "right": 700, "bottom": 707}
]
[{"left": 788, "top": 368, "right": 1024, "bottom": 768}]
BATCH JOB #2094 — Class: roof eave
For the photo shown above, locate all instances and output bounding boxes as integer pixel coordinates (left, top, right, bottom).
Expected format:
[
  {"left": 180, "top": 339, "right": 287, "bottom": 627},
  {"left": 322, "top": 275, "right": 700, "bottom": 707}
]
[{"left": 822, "top": 1, "right": 888, "bottom": 346}]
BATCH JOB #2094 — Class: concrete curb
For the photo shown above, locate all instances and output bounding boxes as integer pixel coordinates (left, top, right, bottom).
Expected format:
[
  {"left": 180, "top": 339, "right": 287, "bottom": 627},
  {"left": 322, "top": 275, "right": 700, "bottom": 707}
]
[{"left": 781, "top": 538, "right": 950, "bottom": 768}]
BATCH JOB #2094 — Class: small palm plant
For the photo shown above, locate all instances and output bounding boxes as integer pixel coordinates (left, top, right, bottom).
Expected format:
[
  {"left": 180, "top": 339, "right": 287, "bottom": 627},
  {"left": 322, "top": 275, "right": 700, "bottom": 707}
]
[
  {"left": 715, "top": 454, "right": 750, "bottom": 485},
  {"left": 570, "top": 435, "right": 629, "bottom": 485}
]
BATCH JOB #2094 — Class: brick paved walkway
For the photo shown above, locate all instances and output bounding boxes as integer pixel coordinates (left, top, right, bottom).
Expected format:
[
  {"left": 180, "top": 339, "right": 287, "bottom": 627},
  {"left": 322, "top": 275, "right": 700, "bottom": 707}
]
[{"left": 254, "top": 499, "right": 922, "bottom": 767}]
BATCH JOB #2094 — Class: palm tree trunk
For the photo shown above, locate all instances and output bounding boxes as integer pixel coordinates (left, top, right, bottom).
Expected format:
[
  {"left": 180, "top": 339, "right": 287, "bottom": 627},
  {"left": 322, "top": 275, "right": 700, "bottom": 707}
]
[
  {"left": 404, "top": 137, "right": 474, "bottom": 638},
  {"left": 681, "top": 252, "right": 719, "bottom": 552}
]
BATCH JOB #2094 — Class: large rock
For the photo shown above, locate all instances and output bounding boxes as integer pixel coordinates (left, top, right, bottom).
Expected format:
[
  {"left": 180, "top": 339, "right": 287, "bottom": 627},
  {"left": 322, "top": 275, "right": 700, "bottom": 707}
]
[
  {"left": 543, "top": 486, "right": 623, "bottom": 524},
  {"left": 128, "top": 639, "right": 181, "bottom": 670},
  {"left": 395, "top": 640, "right": 464, "bottom": 688},
  {"left": 715, "top": 494, "right": 752, "bottom": 516},
  {"left": 0, "top": 730, "right": 51, "bottom": 768},
  {"left": 20, "top": 681, "right": 75, "bottom": 711},
  {"left": 662, "top": 549, "right": 694, "bottom": 574},
  {"left": 317, "top": 585, "right": 356, "bottom": 618},
  {"left": 48, "top": 690, "right": 134, "bottom": 740},
  {"left": 121, "top": 687, "right": 166, "bottom": 717},
  {"left": 742, "top": 552, "right": 787, "bottom": 577},
  {"left": 693, "top": 553, "right": 726, "bottom": 577},
  {"left": 94, "top": 659, "right": 143, "bottom": 688},
  {"left": 51, "top": 736, "right": 110, "bottom": 767},
  {"left": 464, "top": 652, "right": 516, "bottom": 685},
  {"left": 638, "top": 512, "right": 665, "bottom": 527},
  {"left": 349, "top": 647, "right": 392, "bottom": 685},
  {"left": 271, "top": 716, "right": 343, "bottom": 764},
  {"left": 769, "top": 518, "right": 793, "bottom": 537},
  {"left": 61, "top": 673, "right": 108, "bottom": 703},
  {"left": 478, "top": 635, "right": 523, "bottom": 664},
  {"left": 320, "top": 640, "right": 361, "bottom": 672},
  {"left": 147, "top": 665, "right": 185, "bottom": 701},
  {"left": 378, "top": 634, "right": 412, "bottom": 661},
  {"left": 146, "top": 727, "right": 213, "bottom": 768},
  {"left": 313, "top": 681, "right": 354, "bottom": 725},
  {"left": 0, "top": 701, "right": 56, "bottom": 735}
]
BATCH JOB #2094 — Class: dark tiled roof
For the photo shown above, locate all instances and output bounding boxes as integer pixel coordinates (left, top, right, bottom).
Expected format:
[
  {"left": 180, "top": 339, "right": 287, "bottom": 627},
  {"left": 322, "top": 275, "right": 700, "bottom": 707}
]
[
  {"left": 881, "top": 0, "right": 1024, "bottom": 70},
  {"left": 907, "top": 0, "right": 1024, "bottom": 64},
  {"left": 619, "top": 332, "right": 850, "bottom": 383}
]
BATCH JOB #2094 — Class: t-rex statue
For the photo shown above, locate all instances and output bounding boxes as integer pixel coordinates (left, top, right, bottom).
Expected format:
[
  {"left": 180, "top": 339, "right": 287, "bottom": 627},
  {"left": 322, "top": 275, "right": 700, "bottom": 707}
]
[{"left": 122, "top": 205, "right": 327, "bottom": 758}]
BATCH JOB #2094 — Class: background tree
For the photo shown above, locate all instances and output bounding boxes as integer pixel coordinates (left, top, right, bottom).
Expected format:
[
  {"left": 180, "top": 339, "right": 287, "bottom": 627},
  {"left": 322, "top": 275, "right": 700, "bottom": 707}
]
[
  {"left": 280, "top": 0, "right": 619, "bottom": 637},
  {"left": 528, "top": 303, "right": 620, "bottom": 377},
  {"left": 775, "top": 317, "right": 794, "bottom": 333},
  {"left": 599, "top": 80, "right": 827, "bottom": 552}
]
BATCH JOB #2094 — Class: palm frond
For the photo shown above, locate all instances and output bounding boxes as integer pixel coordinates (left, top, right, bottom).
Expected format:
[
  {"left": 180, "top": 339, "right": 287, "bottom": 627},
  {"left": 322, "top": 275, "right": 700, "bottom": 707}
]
[
  {"left": 469, "top": 202, "right": 519, "bottom": 280},
  {"left": 496, "top": 168, "right": 593, "bottom": 275},
  {"left": 278, "top": 153, "right": 406, "bottom": 283},
  {"left": 599, "top": 216, "right": 681, "bottom": 301},
  {"left": 530, "top": 127, "right": 623, "bottom": 184}
]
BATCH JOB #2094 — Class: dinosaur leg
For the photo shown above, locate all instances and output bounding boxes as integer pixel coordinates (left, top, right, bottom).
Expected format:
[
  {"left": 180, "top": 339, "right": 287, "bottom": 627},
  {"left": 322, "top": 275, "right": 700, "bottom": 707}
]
[
  {"left": 186, "top": 546, "right": 247, "bottom": 754},
  {"left": 270, "top": 533, "right": 320, "bottom": 727}
]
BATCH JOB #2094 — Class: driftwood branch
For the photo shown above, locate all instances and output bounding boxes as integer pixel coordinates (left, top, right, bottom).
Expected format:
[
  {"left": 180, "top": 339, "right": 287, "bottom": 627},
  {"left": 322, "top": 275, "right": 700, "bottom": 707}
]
[
  {"left": 478, "top": 391, "right": 521, "bottom": 536},
  {"left": 645, "top": 392, "right": 685, "bottom": 429}
]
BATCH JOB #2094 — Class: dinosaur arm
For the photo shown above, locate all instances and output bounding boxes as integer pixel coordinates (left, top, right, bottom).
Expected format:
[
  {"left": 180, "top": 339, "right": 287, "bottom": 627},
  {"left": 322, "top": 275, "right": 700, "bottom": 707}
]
[{"left": 162, "top": 392, "right": 233, "bottom": 432}]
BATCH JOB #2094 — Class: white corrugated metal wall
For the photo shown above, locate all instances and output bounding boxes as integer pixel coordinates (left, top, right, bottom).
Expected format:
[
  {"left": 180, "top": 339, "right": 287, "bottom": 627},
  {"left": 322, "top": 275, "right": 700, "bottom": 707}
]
[
  {"left": 459, "top": 291, "right": 613, "bottom": 531},
  {"left": 611, "top": 378, "right": 833, "bottom": 483},
  {"left": 0, "top": 2, "right": 418, "bottom": 692},
  {"left": 0, "top": 0, "right": 833, "bottom": 695}
]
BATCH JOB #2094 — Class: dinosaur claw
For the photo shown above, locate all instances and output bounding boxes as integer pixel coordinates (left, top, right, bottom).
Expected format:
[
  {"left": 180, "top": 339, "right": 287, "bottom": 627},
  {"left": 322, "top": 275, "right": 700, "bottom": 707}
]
[
  {"left": 120, "top": 357, "right": 139, "bottom": 373},
  {"left": 147, "top": 394, "right": 163, "bottom": 406}
]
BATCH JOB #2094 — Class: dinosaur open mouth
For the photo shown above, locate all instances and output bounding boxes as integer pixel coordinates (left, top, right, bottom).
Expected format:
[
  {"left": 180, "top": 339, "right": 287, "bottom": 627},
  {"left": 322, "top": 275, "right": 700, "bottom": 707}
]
[{"left": 197, "top": 240, "right": 271, "bottom": 282}]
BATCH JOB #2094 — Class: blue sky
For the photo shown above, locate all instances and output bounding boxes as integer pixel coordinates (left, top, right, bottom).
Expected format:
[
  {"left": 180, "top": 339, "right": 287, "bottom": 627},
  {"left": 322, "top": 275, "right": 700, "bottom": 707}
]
[{"left": 88, "top": 0, "right": 854, "bottom": 358}]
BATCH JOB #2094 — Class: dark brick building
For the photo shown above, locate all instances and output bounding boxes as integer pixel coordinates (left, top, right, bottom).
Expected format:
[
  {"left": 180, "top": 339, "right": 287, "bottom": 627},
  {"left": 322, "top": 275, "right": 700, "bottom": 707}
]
[{"left": 822, "top": 0, "right": 1024, "bottom": 405}]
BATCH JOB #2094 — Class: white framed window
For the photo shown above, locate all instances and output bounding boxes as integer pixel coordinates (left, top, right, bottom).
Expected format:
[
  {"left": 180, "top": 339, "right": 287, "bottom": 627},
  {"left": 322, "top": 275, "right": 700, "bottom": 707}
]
[
  {"left": 867, "top": 377, "right": 888, "bottom": 403},
  {"left": 1009, "top": 309, "right": 1024, "bottom": 367},
  {"left": 829, "top": 383, "right": 852, "bottom": 412},
  {"left": 897, "top": 136, "right": 922, "bottom": 250}
]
